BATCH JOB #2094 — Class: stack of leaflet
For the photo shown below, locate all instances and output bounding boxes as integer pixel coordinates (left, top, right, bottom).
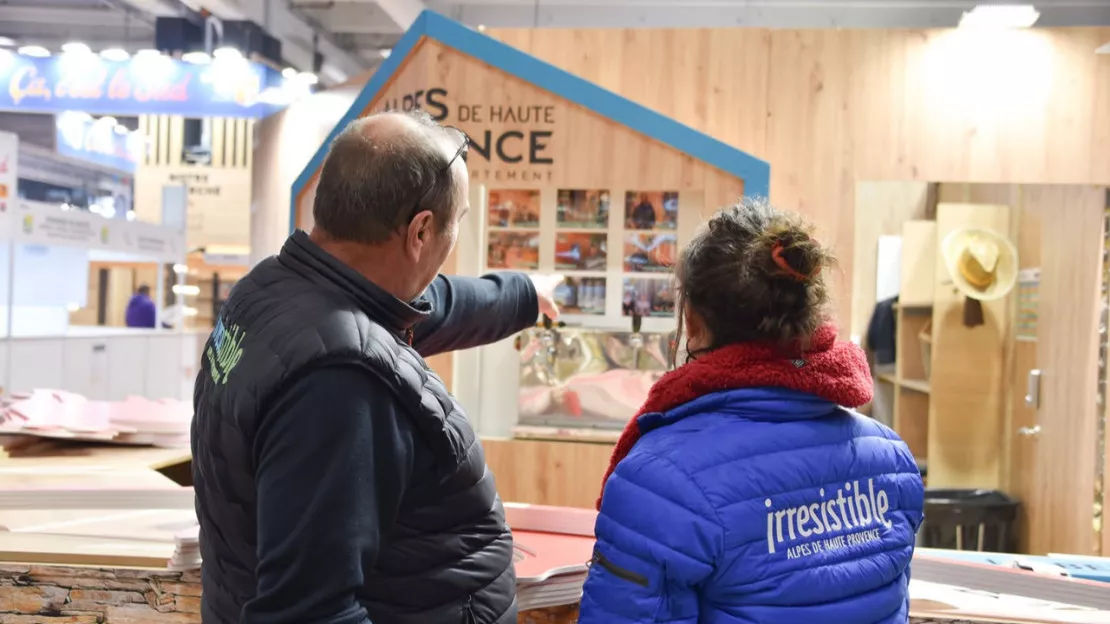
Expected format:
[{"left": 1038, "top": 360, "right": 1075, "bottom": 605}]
[
  {"left": 505, "top": 503, "right": 597, "bottom": 611},
  {"left": 908, "top": 549, "right": 1110, "bottom": 623},
  {"left": 0, "top": 390, "right": 191, "bottom": 447},
  {"left": 169, "top": 524, "right": 201, "bottom": 571}
]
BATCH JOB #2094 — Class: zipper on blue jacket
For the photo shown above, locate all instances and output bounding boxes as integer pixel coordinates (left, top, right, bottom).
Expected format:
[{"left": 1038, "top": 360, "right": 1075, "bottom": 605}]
[{"left": 592, "top": 549, "right": 649, "bottom": 587}]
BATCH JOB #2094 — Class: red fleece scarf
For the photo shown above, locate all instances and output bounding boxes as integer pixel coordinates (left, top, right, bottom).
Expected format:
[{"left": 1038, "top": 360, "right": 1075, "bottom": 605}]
[{"left": 597, "top": 324, "right": 873, "bottom": 510}]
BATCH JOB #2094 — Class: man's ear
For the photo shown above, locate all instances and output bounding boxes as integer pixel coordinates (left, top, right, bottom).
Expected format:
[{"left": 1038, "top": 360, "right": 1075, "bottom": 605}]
[{"left": 405, "top": 210, "right": 434, "bottom": 257}]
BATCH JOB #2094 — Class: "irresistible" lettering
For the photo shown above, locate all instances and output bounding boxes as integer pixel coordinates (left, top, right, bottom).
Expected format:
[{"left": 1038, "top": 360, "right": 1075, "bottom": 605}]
[{"left": 765, "top": 479, "right": 891, "bottom": 554}]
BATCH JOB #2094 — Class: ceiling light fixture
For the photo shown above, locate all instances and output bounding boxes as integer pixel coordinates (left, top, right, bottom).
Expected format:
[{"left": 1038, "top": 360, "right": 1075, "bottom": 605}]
[
  {"left": 959, "top": 4, "right": 1040, "bottom": 29},
  {"left": 380, "top": 49, "right": 391, "bottom": 59},
  {"left": 1097, "top": 42, "right": 1110, "bottom": 55},
  {"left": 0, "top": 37, "right": 16, "bottom": 48},
  {"left": 182, "top": 51, "right": 212, "bottom": 65},
  {"left": 212, "top": 46, "right": 242, "bottom": 61},
  {"left": 61, "top": 42, "right": 92, "bottom": 56},
  {"left": 134, "top": 48, "right": 162, "bottom": 60},
  {"left": 294, "top": 71, "right": 319, "bottom": 86},
  {"left": 17, "top": 45, "right": 50, "bottom": 58},
  {"left": 282, "top": 67, "right": 297, "bottom": 79},
  {"left": 99, "top": 47, "right": 130, "bottom": 61}
]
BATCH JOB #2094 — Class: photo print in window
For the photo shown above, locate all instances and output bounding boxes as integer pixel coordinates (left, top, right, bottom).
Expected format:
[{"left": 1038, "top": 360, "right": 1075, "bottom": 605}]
[
  {"left": 556, "top": 189, "right": 610, "bottom": 229},
  {"left": 556, "top": 232, "right": 608, "bottom": 271},
  {"left": 488, "top": 189, "right": 541, "bottom": 228},
  {"left": 624, "top": 191, "right": 678, "bottom": 231},
  {"left": 553, "top": 277, "right": 606, "bottom": 315},
  {"left": 623, "top": 233, "right": 677, "bottom": 273},
  {"left": 488, "top": 231, "right": 540, "bottom": 270},
  {"left": 622, "top": 277, "right": 676, "bottom": 319}
]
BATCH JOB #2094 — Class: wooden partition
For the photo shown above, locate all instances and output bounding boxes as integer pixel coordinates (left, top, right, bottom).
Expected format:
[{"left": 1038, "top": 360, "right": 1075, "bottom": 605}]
[
  {"left": 486, "top": 26, "right": 1110, "bottom": 331},
  {"left": 855, "top": 181, "right": 1107, "bottom": 555},
  {"left": 134, "top": 115, "right": 254, "bottom": 250},
  {"left": 279, "top": 21, "right": 1110, "bottom": 519}
]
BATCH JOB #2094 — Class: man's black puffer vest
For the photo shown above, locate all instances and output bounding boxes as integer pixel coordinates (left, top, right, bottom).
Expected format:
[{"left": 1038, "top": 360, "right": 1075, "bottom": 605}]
[{"left": 191, "top": 236, "right": 516, "bottom": 624}]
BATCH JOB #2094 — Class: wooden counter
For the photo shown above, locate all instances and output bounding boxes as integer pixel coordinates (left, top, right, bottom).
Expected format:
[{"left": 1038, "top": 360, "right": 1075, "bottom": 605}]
[{"left": 483, "top": 438, "right": 614, "bottom": 510}]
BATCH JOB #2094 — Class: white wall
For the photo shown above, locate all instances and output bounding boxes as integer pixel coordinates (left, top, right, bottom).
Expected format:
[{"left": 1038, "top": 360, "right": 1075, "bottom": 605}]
[
  {"left": 0, "top": 243, "right": 90, "bottom": 337},
  {"left": 250, "top": 85, "right": 365, "bottom": 264}
]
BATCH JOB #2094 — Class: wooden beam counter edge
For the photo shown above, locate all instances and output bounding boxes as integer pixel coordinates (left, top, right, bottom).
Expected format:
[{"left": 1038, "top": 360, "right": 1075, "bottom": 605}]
[{"left": 482, "top": 437, "right": 614, "bottom": 510}]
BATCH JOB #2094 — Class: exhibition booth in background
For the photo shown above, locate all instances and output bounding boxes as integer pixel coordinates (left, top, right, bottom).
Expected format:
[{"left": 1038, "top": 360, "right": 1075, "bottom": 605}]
[
  {"left": 277, "top": 12, "right": 1110, "bottom": 560},
  {"left": 0, "top": 44, "right": 288, "bottom": 337},
  {"left": 0, "top": 8, "right": 1108, "bottom": 624}
]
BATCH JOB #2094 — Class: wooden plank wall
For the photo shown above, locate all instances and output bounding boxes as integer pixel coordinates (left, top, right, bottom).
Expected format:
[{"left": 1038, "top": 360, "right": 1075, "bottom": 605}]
[
  {"left": 486, "top": 26, "right": 1110, "bottom": 330},
  {"left": 469, "top": 27, "right": 1110, "bottom": 515}
]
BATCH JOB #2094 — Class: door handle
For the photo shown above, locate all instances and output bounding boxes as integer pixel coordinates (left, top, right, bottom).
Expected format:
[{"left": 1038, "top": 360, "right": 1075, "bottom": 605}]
[
  {"left": 1025, "top": 369, "right": 1042, "bottom": 409},
  {"left": 1017, "top": 425, "right": 1042, "bottom": 438}
]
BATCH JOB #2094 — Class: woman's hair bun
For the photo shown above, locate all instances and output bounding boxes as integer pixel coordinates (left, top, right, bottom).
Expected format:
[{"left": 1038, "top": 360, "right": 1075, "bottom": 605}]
[
  {"left": 757, "top": 224, "right": 829, "bottom": 284},
  {"left": 674, "top": 197, "right": 836, "bottom": 346}
]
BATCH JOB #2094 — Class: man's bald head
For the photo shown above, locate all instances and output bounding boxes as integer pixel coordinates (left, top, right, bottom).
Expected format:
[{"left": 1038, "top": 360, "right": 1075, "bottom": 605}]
[{"left": 312, "top": 111, "right": 467, "bottom": 245}]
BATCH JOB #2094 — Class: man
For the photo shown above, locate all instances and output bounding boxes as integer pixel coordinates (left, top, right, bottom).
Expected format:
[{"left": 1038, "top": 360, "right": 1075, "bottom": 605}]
[
  {"left": 124, "top": 284, "right": 156, "bottom": 328},
  {"left": 191, "top": 111, "right": 557, "bottom": 624}
]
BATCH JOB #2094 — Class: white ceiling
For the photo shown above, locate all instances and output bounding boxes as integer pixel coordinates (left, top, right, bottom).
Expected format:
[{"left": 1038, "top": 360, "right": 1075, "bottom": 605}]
[{"left": 1, "top": 0, "right": 1108, "bottom": 85}]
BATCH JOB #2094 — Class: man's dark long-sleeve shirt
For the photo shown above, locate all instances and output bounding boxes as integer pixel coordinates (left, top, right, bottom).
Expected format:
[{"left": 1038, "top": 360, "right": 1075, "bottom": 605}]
[{"left": 241, "top": 273, "right": 538, "bottom": 624}]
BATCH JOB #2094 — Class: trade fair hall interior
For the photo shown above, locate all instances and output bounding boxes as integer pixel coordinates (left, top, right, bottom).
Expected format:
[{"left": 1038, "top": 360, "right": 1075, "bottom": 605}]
[{"left": 0, "top": 0, "right": 1108, "bottom": 621}]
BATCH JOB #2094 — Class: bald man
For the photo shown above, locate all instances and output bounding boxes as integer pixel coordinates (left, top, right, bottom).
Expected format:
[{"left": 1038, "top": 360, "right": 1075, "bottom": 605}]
[{"left": 192, "top": 112, "right": 557, "bottom": 624}]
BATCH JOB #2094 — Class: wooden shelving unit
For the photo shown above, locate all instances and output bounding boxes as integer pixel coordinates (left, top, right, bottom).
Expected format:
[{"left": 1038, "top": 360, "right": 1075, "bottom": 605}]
[{"left": 876, "top": 220, "right": 936, "bottom": 462}]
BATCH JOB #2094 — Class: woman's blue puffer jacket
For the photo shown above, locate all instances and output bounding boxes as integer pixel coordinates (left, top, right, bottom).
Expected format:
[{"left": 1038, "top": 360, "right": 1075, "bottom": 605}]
[{"left": 578, "top": 387, "right": 925, "bottom": 624}]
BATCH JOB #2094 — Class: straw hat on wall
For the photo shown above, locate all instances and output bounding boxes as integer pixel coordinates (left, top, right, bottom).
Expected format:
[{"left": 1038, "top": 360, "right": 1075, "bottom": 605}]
[{"left": 941, "top": 227, "right": 1019, "bottom": 302}]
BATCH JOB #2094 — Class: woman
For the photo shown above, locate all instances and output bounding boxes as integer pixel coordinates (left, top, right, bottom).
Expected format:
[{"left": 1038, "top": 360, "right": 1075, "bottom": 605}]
[{"left": 578, "top": 199, "right": 925, "bottom": 624}]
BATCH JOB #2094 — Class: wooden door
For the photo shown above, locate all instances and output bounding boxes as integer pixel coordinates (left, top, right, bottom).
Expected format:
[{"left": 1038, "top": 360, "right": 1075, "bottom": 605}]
[{"left": 1014, "top": 186, "right": 1105, "bottom": 556}]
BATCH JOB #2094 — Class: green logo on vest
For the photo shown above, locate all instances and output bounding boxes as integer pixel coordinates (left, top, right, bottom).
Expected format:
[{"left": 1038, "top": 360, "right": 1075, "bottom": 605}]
[{"left": 207, "top": 318, "right": 246, "bottom": 385}]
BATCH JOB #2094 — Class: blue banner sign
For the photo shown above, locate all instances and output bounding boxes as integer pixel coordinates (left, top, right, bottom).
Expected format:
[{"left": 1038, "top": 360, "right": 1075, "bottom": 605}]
[
  {"left": 55, "top": 112, "right": 142, "bottom": 173},
  {"left": 0, "top": 51, "right": 285, "bottom": 119}
]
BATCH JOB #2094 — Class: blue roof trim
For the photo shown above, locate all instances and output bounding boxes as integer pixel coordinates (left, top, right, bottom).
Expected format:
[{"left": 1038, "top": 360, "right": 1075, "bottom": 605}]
[{"left": 290, "top": 10, "right": 770, "bottom": 234}]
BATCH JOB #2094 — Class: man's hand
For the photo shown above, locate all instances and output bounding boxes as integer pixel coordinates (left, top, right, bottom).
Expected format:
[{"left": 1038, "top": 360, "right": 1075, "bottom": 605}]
[{"left": 529, "top": 274, "right": 564, "bottom": 320}]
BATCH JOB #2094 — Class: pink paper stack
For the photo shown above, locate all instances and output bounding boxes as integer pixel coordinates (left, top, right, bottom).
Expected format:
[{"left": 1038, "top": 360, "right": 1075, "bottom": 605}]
[
  {"left": 1, "top": 389, "right": 192, "bottom": 448},
  {"left": 504, "top": 503, "right": 598, "bottom": 610}
]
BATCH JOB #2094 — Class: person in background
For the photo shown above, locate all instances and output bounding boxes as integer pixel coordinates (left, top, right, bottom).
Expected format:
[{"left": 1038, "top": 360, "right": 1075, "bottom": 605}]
[
  {"left": 192, "top": 111, "right": 560, "bottom": 624},
  {"left": 124, "top": 284, "right": 156, "bottom": 328},
  {"left": 630, "top": 193, "right": 656, "bottom": 229},
  {"left": 578, "top": 198, "right": 925, "bottom": 624}
]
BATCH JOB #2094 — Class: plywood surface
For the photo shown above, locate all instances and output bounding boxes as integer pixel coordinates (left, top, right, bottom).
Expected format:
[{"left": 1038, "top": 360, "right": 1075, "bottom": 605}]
[
  {"left": 484, "top": 438, "right": 613, "bottom": 510},
  {"left": 487, "top": 26, "right": 1110, "bottom": 331},
  {"left": 928, "top": 203, "right": 1012, "bottom": 489},
  {"left": 1023, "top": 186, "right": 1105, "bottom": 556}
]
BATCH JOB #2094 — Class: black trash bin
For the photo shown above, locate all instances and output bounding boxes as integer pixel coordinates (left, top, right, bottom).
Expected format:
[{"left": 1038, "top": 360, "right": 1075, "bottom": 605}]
[{"left": 918, "top": 489, "right": 1020, "bottom": 553}]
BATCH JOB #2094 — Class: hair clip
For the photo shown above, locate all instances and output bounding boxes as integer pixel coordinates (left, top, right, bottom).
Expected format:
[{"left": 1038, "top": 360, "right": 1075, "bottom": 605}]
[{"left": 771, "top": 241, "right": 816, "bottom": 282}]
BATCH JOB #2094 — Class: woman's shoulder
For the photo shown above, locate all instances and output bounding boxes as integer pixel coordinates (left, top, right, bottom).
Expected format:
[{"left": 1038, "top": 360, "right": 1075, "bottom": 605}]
[{"left": 633, "top": 404, "right": 916, "bottom": 480}]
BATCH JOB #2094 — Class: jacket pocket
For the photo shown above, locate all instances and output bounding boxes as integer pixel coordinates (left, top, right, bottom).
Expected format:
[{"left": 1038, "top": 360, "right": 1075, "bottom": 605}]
[{"left": 592, "top": 549, "right": 649, "bottom": 587}]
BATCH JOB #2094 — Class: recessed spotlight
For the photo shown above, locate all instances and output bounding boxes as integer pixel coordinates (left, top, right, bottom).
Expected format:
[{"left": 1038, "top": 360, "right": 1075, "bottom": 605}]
[
  {"left": 182, "top": 51, "right": 212, "bottom": 65},
  {"left": 17, "top": 45, "right": 50, "bottom": 58},
  {"left": 477, "top": 24, "right": 487, "bottom": 32},
  {"left": 61, "top": 41, "right": 92, "bottom": 56},
  {"left": 282, "top": 67, "right": 297, "bottom": 79},
  {"left": 134, "top": 48, "right": 162, "bottom": 60},
  {"left": 0, "top": 37, "right": 16, "bottom": 48},
  {"left": 99, "top": 47, "right": 130, "bottom": 61},
  {"left": 380, "top": 49, "right": 391, "bottom": 59},
  {"left": 959, "top": 4, "right": 1040, "bottom": 29}
]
